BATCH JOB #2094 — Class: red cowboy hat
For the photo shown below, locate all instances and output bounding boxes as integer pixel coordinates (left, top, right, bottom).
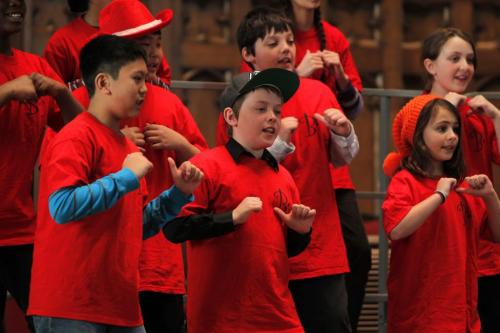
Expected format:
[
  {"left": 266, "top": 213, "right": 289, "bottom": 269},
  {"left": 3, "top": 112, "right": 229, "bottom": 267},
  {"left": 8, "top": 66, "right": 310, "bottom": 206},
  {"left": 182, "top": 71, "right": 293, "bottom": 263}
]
[{"left": 99, "top": 0, "right": 173, "bottom": 38}]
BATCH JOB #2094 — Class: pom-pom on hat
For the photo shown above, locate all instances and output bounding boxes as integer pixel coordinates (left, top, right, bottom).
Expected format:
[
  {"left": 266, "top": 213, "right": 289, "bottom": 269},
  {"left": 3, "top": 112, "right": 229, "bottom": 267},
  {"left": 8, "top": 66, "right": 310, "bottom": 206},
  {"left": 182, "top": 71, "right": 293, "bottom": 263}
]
[
  {"left": 98, "top": 0, "right": 173, "bottom": 39},
  {"left": 383, "top": 94, "right": 440, "bottom": 177}
]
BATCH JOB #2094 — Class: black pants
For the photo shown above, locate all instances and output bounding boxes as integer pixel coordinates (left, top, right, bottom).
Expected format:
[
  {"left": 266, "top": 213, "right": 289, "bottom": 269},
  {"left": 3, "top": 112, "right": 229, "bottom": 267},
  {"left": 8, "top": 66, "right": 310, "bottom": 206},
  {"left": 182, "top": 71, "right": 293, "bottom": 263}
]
[
  {"left": 139, "top": 291, "right": 185, "bottom": 333},
  {"left": 336, "top": 189, "right": 371, "bottom": 332},
  {"left": 289, "top": 275, "right": 352, "bottom": 333},
  {"left": 478, "top": 274, "right": 500, "bottom": 333},
  {"left": 0, "top": 244, "right": 35, "bottom": 332}
]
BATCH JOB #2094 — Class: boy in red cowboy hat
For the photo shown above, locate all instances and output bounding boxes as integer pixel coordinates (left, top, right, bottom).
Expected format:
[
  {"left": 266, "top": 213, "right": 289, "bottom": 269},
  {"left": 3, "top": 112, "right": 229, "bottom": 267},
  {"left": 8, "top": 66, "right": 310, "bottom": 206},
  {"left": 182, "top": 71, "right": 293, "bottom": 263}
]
[
  {"left": 28, "top": 34, "right": 203, "bottom": 333},
  {"left": 44, "top": 0, "right": 173, "bottom": 89},
  {"left": 0, "top": 0, "right": 83, "bottom": 331},
  {"left": 70, "top": 1, "right": 208, "bottom": 332}
]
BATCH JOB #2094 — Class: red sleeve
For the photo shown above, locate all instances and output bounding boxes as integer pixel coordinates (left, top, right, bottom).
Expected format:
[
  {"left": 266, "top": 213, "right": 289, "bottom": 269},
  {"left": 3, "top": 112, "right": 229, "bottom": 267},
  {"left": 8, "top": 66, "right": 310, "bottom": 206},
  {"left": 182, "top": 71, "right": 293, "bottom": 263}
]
[
  {"left": 45, "top": 138, "right": 92, "bottom": 196},
  {"left": 487, "top": 120, "right": 500, "bottom": 165},
  {"left": 72, "top": 86, "right": 90, "bottom": 109},
  {"left": 215, "top": 113, "right": 229, "bottom": 146},
  {"left": 382, "top": 172, "right": 415, "bottom": 237},
  {"left": 239, "top": 60, "right": 253, "bottom": 73},
  {"left": 43, "top": 34, "right": 76, "bottom": 84}
]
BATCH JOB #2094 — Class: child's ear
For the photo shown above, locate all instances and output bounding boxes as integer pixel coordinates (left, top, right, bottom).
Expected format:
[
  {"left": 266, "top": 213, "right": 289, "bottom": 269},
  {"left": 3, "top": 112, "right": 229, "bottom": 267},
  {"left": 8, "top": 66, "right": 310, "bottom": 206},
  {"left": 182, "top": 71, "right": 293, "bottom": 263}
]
[
  {"left": 95, "top": 73, "right": 111, "bottom": 95},
  {"left": 223, "top": 107, "right": 238, "bottom": 127},
  {"left": 423, "top": 58, "right": 436, "bottom": 76},
  {"left": 242, "top": 47, "right": 256, "bottom": 66}
]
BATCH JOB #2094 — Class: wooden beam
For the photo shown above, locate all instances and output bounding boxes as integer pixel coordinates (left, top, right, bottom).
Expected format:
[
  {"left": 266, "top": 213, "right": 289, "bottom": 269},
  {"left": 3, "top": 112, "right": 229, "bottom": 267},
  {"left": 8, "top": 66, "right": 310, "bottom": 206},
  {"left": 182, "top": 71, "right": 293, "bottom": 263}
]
[
  {"left": 381, "top": 0, "right": 403, "bottom": 89},
  {"left": 451, "top": 0, "right": 474, "bottom": 35},
  {"left": 180, "top": 42, "right": 241, "bottom": 69}
]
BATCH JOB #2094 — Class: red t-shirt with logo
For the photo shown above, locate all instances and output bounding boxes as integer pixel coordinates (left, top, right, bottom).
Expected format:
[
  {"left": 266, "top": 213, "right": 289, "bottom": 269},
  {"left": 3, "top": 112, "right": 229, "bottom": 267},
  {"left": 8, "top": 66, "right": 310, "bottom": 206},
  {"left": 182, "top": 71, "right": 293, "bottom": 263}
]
[
  {"left": 0, "top": 48, "right": 63, "bottom": 246},
  {"left": 180, "top": 146, "right": 304, "bottom": 333},
  {"left": 72, "top": 84, "right": 207, "bottom": 294},
  {"left": 383, "top": 169, "right": 486, "bottom": 333},
  {"left": 216, "top": 78, "right": 350, "bottom": 279},
  {"left": 28, "top": 112, "right": 147, "bottom": 326}
]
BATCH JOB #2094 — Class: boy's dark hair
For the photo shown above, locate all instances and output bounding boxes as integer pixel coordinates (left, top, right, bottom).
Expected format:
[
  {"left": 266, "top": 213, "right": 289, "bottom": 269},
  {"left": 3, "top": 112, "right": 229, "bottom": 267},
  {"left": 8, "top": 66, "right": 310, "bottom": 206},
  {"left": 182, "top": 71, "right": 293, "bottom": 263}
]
[
  {"left": 236, "top": 6, "right": 293, "bottom": 68},
  {"left": 67, "top": 0, "right": 89, "bottom": 13},
  {"left": 80, "top": 35, "right": 147, "bottom": 97},
  {"left": 421, "top": 28, "right": 477, "bottom": 91},
  {"left": 403, "top": 99, "right": 465, "bottom": 182}
]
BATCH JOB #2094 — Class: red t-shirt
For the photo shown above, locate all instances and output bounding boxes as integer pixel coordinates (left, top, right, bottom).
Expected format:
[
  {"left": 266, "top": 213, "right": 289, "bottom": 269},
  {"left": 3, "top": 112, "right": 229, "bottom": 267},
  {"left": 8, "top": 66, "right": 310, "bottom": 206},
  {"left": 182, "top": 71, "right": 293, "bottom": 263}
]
[
  {"left": 180, "top": 146, "right": 303, "bottom": 333},
  {"left": 72, "top": 84, "right": 207, "bottom": 294},
  {"left": 43, "top": 17, "right": 98, "bottom": 83},
  {"left": 383, "top": 169, "right": 487, "bottom": 333},
  {"left": 216, "top": 78, "right": 350, "bottom": 279},
  {"left": 0, "top": 48, "right": 63, "bottom": 246},
  {"left": 28, "top": 112, "right": 147, "bottom": 326},
  {"left": 458, "top": 103, "right": 500, "bottom": 276}
]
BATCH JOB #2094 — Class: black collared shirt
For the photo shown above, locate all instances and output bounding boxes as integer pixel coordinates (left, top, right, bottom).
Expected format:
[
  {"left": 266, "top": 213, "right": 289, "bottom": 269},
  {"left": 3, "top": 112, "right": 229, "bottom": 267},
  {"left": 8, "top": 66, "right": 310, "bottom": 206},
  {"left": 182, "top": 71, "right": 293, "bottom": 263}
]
[
  {"left": 163, "top": 139, "right": 311, "bottom": 257},
  {"left": 226, "top": 138, "right": 279, "bottom": 172}
]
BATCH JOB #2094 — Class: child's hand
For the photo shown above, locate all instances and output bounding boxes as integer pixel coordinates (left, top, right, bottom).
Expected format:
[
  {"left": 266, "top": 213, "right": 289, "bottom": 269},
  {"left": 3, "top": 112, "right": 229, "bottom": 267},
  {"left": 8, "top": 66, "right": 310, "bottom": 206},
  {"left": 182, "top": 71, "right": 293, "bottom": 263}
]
[
  {"left": 144, "top": 123, "right": 188, "bottom": 151},
  {"left": 278, "top": 116, "right": 298, "bottom": 143},
  {"left": 4, "top": 75, "right": 38, "bottom": 102},
  {"left": 232, "top": 197, "right": 262, "bottom": 225},
  {"left": 30, "top": 72, "right": 65, "bottom": 98},
  {"left": 467, "top": 95, "right": 500, "bottom": 120},
  {"left": 321, "top": 50, "right": 350, "bottom": 90},
  {"left": 123, "top": 152, "right": 153, "bottom": 179},
  {"left": 436, "top": 177, "right": 457, "bottom": 197},
  {"left": 121, "top": 126, "right": 146, "bottom": 152},
  {"left": 168, "top": 157, "right": 203, "bottom": 196},
  {"left": 314, "top": 108, "right": 352, "bottom": 137},
  {"left": 296, "top": 50, "right": 324, "bottom": 78},
  {"left": 456, "top": 174, "right": 496, "bottom": 198},
  {"left": 274, "top": 204, "right": 315, "bottom": 234},
  {"left": 444, "top": 92, "right": 467, "bottom": 107}
]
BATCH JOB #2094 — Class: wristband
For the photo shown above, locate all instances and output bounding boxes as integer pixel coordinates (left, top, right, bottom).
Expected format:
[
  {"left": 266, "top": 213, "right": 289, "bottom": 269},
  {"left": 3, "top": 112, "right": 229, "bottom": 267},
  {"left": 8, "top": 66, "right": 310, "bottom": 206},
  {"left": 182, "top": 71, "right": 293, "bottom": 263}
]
[{"left": 434, "top": 190, "right": 446, "bottom": 204}]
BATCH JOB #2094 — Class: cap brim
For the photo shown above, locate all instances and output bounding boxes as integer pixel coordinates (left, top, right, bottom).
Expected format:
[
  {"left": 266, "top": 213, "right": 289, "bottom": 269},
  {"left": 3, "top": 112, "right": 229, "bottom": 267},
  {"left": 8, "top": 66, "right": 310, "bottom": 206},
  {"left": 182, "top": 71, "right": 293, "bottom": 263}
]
[
  {"left": 239, "top": 68, "right": 299, "bottom": 104},
  {"left": 113, "top": 9, "right": 174, "bottom": 39}
]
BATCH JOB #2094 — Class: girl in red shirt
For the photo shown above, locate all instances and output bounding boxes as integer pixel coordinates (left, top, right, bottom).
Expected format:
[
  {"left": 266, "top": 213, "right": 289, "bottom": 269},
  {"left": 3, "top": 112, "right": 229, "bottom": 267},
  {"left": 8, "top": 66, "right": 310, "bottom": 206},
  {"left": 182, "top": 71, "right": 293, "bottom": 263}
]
[
  {"left": 421, "top": 28, "right": 500, "bottom": 332},
  {"left": 382, "top": 95, "right": 500, "bottom": 333}
]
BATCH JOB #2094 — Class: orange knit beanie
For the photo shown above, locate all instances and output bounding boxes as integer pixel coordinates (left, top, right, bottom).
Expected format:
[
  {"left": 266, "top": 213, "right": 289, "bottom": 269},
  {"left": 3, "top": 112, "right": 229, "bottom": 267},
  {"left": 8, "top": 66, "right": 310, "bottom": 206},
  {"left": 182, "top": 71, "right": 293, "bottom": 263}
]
[{"left": 383, "top": 94, "right": 440, "bottom": 177}]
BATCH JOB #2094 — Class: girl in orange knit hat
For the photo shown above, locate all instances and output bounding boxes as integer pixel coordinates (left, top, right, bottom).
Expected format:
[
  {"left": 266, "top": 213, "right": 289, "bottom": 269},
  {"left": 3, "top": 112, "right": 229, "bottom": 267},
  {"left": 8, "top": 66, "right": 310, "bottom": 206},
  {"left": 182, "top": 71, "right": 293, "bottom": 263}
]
[
  {"left": 421, "top": 28, "right": 500, "bottom": 332},
  {"left": 382, "top": 95, "right": 500, "bottom": 333}
]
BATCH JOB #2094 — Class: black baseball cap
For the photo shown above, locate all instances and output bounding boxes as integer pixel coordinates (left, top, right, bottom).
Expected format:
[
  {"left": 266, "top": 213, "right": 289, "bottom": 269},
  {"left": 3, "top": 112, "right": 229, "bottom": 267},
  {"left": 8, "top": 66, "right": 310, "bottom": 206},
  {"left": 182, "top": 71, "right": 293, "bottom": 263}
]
[{"left": 220, "top": 68, "right": 300, "bottom": 109}]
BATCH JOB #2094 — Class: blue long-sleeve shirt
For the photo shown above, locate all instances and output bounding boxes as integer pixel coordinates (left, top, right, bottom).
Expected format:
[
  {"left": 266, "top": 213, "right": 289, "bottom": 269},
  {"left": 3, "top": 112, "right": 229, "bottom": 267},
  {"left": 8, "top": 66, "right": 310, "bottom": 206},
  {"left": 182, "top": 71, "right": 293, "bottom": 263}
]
[{"left": 48, "top": 168, "right": 193, "bottom": 239}]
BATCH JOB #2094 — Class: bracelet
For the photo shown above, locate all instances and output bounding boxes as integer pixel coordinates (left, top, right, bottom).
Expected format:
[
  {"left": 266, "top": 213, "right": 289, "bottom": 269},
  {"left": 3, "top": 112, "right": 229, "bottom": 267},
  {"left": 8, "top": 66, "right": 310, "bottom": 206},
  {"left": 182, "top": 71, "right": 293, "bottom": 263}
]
[{"left": 434, "top": 190, "right": 446, "bottom": 204}]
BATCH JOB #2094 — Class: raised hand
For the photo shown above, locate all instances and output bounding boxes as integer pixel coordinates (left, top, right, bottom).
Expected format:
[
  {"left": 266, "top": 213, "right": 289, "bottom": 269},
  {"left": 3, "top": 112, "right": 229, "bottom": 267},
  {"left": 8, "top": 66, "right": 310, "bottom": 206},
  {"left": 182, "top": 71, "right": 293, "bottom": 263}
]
[
  {"left": 144, "top": 123, "right": 188, "bottom": 151},
  {"left": 456, "top": 174, "right": 495, "bottom": 198},
  {"left": 278, "top": 116, "right": 298, "bottom": 143},
  {"left": 167, "top": 157, "right": 203, "bottom": 196},
  {"left": 436, "top": 177, "right": 457, "bottom": 198},
  {"left": 232, "top": 197, "right": 263, "bottom": 225},
  {"left": 314, "top": 108, "right": 352, "bottom": 137},
  {"left": 121, "top": 126, "right": 146, "bottom": 152},
  {"left": 122, "top": 152, "right": 153, "bottom": 179},
  {"left": 30, "top": 72, "right": 65, "bottom": 98},
  {"left": 296, "top": 50, "right": 324, "bottom": 78},
  {"left": 467, "top": 95, "right": 500, "bottom": 120},
  {"left": 2, "top": 75, "right": 38, "bottom": 102},
  {"left": 274, "top": 204, "right": 315, "bottom": 234},
  {"left": 321, "top": 50, "right": 350, "bottom": 90},
  {"left": 443, "top": 92, "right": 467, "bottom": 107}
]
